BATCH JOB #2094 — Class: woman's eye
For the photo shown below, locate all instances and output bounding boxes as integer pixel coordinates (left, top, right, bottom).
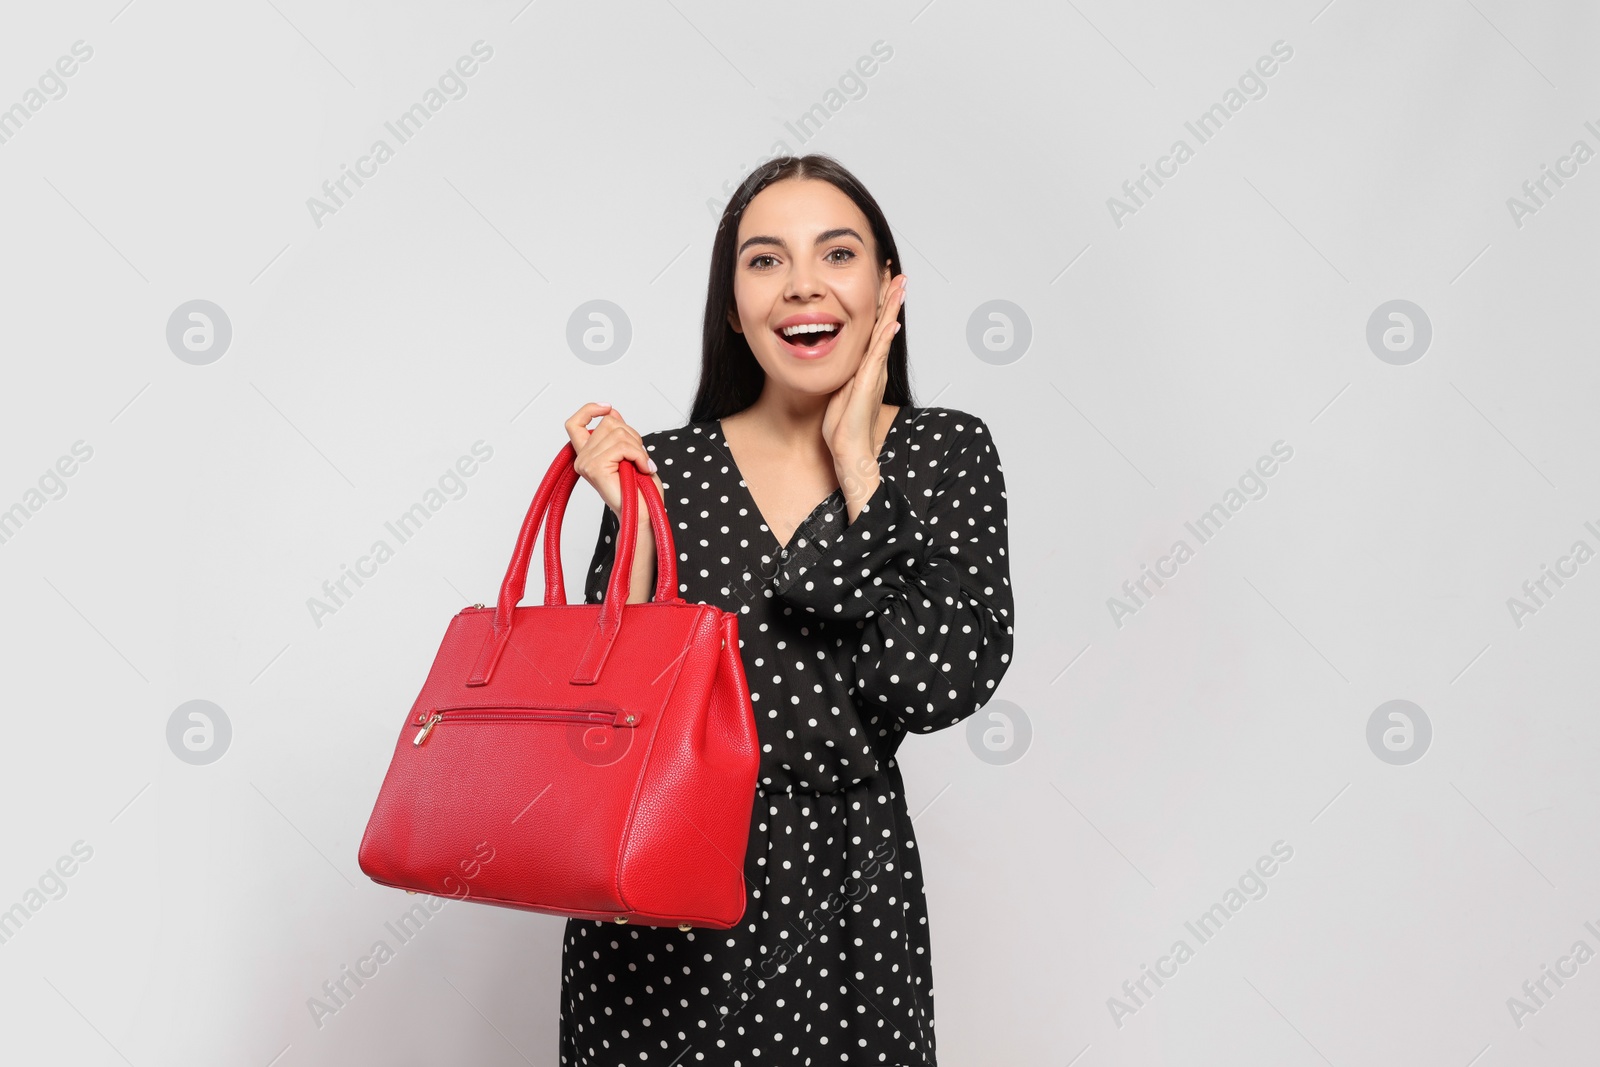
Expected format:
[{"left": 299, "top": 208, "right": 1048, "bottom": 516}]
[{"left": 747, "top": 248, "right": 856, "bottom": 270}]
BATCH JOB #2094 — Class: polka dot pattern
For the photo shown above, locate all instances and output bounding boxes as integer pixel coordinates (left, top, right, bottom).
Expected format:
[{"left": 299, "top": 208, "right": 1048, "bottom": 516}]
[{"left": 559, "top": 406, "right": 1014, "bottom": 1065}]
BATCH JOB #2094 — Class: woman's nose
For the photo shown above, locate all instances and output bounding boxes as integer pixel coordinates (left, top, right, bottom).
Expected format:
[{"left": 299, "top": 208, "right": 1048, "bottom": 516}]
[{"left": 784, "top": 262, "right": 824, "bottom": 300}]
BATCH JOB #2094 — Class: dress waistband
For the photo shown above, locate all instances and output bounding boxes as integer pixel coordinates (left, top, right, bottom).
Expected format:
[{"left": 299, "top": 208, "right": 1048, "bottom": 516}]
[{"left": 754, "top": 764, "right": 896, "bottom": 799}]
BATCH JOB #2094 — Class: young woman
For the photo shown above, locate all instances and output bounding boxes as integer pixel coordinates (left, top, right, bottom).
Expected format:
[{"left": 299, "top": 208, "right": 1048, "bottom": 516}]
[{"left": 561, "top": 154, "right": 1015, "bottom": 1065}]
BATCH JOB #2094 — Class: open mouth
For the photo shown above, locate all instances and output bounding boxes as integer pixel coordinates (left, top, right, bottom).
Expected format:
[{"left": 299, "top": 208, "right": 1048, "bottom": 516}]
[{"left": 774, "top": 322, "right": 843, "bottom": 358}]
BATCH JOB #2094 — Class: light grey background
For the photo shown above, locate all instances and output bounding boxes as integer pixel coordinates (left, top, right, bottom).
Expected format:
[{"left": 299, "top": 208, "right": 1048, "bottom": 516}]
[{"left": 1, "top": 0, "right": 1596, "bottom": 1064}]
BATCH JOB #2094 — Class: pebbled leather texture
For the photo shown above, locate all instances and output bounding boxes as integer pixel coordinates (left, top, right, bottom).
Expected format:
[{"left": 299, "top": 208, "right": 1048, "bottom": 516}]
[{"left": 358, "top": 444, "right": 760, "bottom": 929}]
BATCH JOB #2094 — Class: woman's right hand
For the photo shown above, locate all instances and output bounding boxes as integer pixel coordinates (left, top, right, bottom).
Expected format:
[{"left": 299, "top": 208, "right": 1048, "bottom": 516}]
[{"left": 566, "top": 403, "right": 664, "bottom": 521}]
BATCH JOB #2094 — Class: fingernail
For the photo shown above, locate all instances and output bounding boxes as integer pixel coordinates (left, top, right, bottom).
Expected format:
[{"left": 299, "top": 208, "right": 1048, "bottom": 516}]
[
  {"left": 598, "top": 401, "right": 611, "bottom": 408},
  {"left": 648, "top": 459, "right": 658, "bottom": 471}
]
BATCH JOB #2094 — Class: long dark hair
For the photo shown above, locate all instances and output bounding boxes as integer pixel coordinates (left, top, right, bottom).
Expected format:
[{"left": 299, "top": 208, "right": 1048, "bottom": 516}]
[{"left": 688, "top": 154, "right": 914, "bottom": 423}]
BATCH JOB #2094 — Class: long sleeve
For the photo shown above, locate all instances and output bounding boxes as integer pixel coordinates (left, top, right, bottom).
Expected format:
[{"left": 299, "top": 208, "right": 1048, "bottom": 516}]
[{"left": 768, "top": 413, "right": 1015, "bottom": 734}]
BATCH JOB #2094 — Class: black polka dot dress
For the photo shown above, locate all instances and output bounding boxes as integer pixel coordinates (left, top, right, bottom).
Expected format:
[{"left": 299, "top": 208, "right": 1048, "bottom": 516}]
[{"left": 558, "top": 405, "right": 1015, "bottom": 1066}]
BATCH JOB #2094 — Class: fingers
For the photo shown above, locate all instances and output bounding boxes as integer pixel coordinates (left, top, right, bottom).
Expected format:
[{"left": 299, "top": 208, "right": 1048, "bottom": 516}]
[
  {"left": 864, "top": 283, "right": 903, "bottom": 372},
  {"left": 570, "top": 406, "right": 641, "bottom": 463},
  {"left": 565, "top": 402, "right": 615, "bottom": 451},
  {"left": 875, "top": 273, "right": 907, "bottom": 320},
  {"left": 602, "top": 420, "right": 652, "bottom": 474},
  {"left": 831, "top": 272, "right": 904, "bottom": 449},
  {"left": 619, "top": 445, "right": 655, "bottom": 476},
  {"left": 866, "top": 274, "right": 907, "bottom": 364},
  {"left": 570, "top": 404, "right": 658, "bottom": 500},
  {"left": 614, "top": 450, "right": 661, "bottom": 523}
]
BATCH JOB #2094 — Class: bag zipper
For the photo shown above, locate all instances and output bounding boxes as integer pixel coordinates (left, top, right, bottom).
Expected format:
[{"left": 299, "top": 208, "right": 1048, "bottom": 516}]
[{"left": 412, "top": 703, "right": 638, "bottom": 746}]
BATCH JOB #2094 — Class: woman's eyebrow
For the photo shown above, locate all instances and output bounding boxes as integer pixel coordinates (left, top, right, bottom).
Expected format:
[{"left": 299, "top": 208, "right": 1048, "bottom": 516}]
[{"left": 737, "top": 228, "right": 865, "bottom": 255}]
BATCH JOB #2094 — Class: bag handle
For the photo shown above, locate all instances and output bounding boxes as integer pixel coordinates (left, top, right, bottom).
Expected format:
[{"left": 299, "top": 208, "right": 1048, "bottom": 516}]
[
  {"left": 537, "top": 449, "right": 676, "bottom": 607},
  {"left": 466, "top": 442, "right": 678, "bottom": 687}
]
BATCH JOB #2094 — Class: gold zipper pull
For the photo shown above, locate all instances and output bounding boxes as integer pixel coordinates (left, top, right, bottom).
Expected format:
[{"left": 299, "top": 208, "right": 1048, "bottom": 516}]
[{"left": 413, "top": 712, "right": 442, "bottom": 746}]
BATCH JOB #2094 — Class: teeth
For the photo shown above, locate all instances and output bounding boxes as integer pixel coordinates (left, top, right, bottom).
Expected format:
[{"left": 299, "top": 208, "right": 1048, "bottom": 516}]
[{"left": 781, "top": 323, "right": 839, "bottom": 338}]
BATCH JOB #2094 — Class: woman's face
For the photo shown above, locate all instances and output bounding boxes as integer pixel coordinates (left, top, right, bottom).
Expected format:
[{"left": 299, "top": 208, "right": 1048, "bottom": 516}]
[{"left": 726, "top": 177, "right": 893, "bottom": 395}]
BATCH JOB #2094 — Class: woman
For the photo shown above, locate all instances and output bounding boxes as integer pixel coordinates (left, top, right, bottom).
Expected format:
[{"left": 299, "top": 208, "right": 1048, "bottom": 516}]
[{"left": 560, "top": 154, "right": 1014, "bottom": 1065}]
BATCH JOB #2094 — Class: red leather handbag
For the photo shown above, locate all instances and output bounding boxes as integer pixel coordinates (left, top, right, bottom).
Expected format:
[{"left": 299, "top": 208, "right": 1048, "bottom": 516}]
[{"left": 358, "top": 442, "right": 760, "bottom": 929}]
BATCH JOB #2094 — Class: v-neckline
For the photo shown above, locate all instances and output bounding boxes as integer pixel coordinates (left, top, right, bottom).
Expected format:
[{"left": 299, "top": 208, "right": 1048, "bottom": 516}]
[{"left": 717, "top": 405, "right": 914, "bottom": 557}]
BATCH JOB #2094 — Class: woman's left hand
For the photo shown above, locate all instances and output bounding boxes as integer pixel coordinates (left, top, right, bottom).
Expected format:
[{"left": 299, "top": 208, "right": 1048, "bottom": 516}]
[{"left": 823, "top": 272, "right": 907, "bottom": 505}]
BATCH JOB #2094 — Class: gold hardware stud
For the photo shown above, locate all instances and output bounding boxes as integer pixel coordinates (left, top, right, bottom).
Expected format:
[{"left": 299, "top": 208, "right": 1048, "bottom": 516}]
[
  {"left": 678, "top": 923, "right": 692, "bottom": 931},
  {"left": 720, "top": 637, "right": 725, "bottom": 649},
  {"left": 472, "top": 603, "right": 485, "bottom": 609},
  {"left": 614, "top": 916, "right": 628, "bottom": 924},
  {"left": 624, "top": 713, "right": 636, "bottom": 725},
  {"left": 406, "top": 890, "right": 417, "bottom": 895}
]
